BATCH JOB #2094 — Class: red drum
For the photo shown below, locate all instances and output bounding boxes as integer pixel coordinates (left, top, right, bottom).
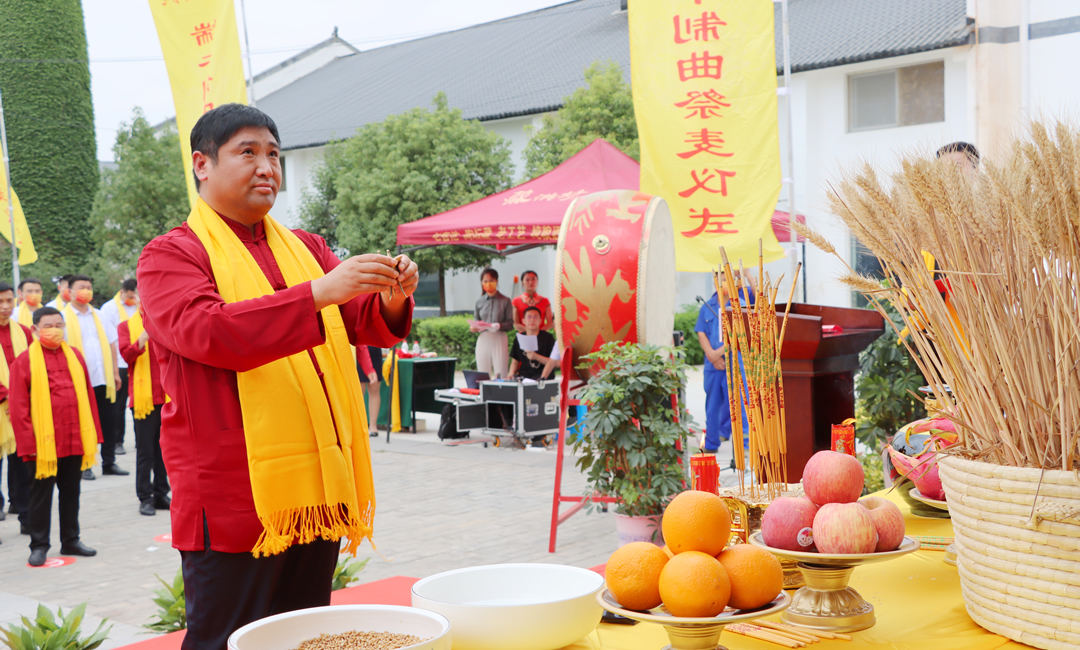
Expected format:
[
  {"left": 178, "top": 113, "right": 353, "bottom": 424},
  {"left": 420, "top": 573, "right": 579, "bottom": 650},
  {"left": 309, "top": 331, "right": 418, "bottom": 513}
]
[{"left": 554, "top": 190, "right": 676, "bottom": 379}]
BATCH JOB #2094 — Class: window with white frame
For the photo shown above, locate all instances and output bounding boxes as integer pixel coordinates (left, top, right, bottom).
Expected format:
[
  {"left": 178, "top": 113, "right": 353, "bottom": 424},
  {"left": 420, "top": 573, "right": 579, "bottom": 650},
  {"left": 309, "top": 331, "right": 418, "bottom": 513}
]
[{"left": 849, "top": 61, "right": 944, "bottom": 132}]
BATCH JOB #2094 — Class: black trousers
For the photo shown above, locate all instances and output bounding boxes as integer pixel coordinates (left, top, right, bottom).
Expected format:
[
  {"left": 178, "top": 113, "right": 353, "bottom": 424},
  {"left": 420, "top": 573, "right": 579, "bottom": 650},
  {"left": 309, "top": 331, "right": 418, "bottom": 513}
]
[
  {"left": 28, "top": 456, "right": 82, "bottom": 551},
  {"left": 6, "top": 452, "right": 31, "bottom": 524},
  {"left": 94, "top": 385, "right": 117, "bottom": 468},
  {"left": 134, "top": 404, "right": 169, "bottom": 503},
  {"left": 113, "top": 373, "right": 129, "bottom": 447},
  {"left": 180, "top": 518, "right": 338, "bottom": 650}
]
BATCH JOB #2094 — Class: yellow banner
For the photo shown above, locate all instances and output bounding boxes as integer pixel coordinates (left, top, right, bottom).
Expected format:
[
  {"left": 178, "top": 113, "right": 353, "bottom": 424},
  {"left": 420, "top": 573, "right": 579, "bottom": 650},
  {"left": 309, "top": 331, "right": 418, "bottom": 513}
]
[
  {"left": 0, "top": 147, "right": 38, "bottom": 266},
  {"left": 631, "top": 0, "right": 783, "bottom": 271},
  {"left": 149, "top": 0, "right": 249, "bottom": 207}
]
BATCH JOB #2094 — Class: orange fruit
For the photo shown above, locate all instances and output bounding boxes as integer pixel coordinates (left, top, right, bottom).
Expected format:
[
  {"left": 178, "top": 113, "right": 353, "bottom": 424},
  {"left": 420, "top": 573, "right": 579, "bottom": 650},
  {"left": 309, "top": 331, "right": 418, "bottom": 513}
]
[
  {"left": 605, "top": 542, "right": 670, "bottom": 611},
  {"left": 658, "top": 551, "right": 731, "bottom": 617},
  {"left": 662, "top": 490, "right": 732, "bottom": 556},
  {"left": 716, "top": 544, "right": 784, "bottom": 610}
]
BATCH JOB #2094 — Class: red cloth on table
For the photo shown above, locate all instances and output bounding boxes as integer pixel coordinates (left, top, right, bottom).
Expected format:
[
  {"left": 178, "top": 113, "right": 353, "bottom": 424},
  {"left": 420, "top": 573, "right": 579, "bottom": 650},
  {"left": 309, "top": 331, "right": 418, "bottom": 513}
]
[
  {"left": 0, "top": 322, "right": 33, "bottom": 404},
  {"left": 512, "top": 292, "right": 552, "bottom": 330},
  {"left": 118, "top": 320, "right": 167, "bottom": 407},
  {"left": 9, "top": 345, "right": 103, "bottom": 459},
  {"left": 356, "top": 344, "right": 375, "bottom": 377},
  {"left": 137, "top": 213, "right": 412, "bottom": 553}
]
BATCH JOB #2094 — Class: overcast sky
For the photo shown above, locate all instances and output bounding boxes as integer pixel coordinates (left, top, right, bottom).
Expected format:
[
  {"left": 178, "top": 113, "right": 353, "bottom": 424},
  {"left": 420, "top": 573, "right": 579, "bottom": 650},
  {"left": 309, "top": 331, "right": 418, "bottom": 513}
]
[{"left": 82, "top": 0, "right": 567, "bottom": 161}]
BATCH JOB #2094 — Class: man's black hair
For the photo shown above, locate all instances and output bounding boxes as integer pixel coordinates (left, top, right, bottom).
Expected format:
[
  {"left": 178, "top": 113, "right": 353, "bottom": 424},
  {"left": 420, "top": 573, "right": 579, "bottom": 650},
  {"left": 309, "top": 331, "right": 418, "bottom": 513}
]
[
  {"left": 121, "top": 278, "right": 137, "bottom": 292},
  {"left": 481, "top": 268, "right": 499, "bottom": 281},
  {"left": 59, "top": 274, "right": 74, "bottom": 285},
  {"left": 521, "top": 270, "right": 538, "bottom": 281},
  {"left": 936, "top": 141, "right": 980, "bottom": 165},
  {"left": 33, "top": 306, "right": 61, "bottom": 325},
  {"left": 0, "top": 282, "right": 14, "bottom": 295},
  {"left": 523, "top": 306, "right": 542, "bottom": 317},
  {"left": 190, "top": 104, "right": 281, "bottom": 191},
  {"left": 18, "top": 278, "right": 41, "bottom": 291},
  {"left": 68, "top": 274, "right": 93, "bottom": 286}
]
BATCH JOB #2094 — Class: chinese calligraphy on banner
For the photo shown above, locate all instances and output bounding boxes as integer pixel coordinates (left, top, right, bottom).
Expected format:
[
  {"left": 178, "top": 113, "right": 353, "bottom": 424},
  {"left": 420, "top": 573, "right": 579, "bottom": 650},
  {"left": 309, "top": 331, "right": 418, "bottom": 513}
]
[
  {"left": 149, "top": 0, "right": 249, "bottom": 207},
  {"left": 630, "top": 0, "right": 783, "bottom": 271},
  {"left": 0, "top": 143, "right": 37, "bottom": 265}
]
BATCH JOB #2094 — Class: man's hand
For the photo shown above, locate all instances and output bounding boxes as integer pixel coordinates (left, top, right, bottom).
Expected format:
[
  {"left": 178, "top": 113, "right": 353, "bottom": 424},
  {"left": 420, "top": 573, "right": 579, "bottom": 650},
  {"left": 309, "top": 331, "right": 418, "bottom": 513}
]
[
  {"left": 312, "top": 253, "right": 419, "bottom": 311},
  {"left": 524, "top": 350, "right": 537, "bottom": 361},
  {"left": 137, "top": 330, "right": 149, "bottom": 349},
  {"left": 114, "top": 370, "right": 122, "bottom": 392}
]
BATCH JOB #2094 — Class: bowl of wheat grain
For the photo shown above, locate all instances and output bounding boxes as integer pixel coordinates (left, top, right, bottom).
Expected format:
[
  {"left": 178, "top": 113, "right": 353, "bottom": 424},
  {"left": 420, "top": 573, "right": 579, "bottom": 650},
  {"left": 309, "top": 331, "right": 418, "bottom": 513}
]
[{"left": 227, "top": 604, "right": 451, "bottom": 650}]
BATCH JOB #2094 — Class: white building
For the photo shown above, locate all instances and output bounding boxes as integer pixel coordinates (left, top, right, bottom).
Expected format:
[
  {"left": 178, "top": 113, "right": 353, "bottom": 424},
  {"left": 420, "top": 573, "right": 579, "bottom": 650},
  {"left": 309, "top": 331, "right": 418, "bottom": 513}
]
[{"left": 253, "top": 0, "right": 1080, "bottom": 315}]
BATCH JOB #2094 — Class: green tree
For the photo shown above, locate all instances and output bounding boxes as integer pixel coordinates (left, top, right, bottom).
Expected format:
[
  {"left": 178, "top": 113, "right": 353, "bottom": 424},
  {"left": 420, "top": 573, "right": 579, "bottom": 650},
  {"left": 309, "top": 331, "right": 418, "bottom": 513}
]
[
  {"left": 522, "top": 60, "right": 638, "bottom": 179},
  {"left": 311, "top": 92, "right": 513, "bottom": 315},
  {"left": 0, "top": 0, "right": 98, "bottom": 282},
  {"left": 855, "top": 303, "right": 925, "bottom": 450},
  {"left": 86, "top": 109, "right": 188, "bottom": 291}
]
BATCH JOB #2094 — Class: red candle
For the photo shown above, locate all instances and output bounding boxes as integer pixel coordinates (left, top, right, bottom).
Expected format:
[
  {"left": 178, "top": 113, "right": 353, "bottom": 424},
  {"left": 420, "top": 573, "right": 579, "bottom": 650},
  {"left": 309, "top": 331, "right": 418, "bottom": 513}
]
[{"left": 690, "top": 454, "right": 719, "bottom": 494}]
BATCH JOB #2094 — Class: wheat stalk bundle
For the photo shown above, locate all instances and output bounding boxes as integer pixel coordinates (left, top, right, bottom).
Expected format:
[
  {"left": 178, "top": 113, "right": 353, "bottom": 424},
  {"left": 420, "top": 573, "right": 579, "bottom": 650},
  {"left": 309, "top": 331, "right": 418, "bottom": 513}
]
[{"left": 804, "top": 122, "right": 1080, "bottom": 471}]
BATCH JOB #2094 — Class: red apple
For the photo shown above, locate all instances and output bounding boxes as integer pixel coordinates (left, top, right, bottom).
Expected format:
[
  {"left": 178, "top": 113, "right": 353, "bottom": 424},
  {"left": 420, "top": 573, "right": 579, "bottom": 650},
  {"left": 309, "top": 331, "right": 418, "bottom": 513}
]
[
  {"left": 802, "top": 450, "right": 865, "bottom": 506},
  {"left": 813, "top": 502, "right": 878, "bottom": 554},
  {"left": 762, "top": 497, "right": 819, "bottom": 552},
  {"left": 858, "top": 496, "right": 906, "bottom": 552}
]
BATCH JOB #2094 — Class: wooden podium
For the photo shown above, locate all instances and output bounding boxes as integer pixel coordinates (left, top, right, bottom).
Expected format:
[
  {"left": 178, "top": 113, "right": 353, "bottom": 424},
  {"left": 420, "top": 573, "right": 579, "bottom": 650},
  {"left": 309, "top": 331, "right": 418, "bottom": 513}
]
[{"left": 770, "top": 304, "right": 884, "bottom": 481}]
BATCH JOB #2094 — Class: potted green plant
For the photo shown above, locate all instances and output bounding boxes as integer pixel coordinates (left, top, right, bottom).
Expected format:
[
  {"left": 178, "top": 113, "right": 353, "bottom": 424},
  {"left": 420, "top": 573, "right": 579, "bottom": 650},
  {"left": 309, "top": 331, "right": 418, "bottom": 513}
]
[{"left": 571, "top": 342, "right": 693, "bottom": 546}]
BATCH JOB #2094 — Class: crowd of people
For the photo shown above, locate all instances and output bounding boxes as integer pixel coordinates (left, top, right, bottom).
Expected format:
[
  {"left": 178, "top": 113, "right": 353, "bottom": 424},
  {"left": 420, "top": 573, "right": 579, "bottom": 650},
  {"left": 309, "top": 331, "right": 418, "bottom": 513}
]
[
  {"left": 0, "top": 274, "right": 170, "bottom": 566},
  {"left": 470, "top": 268, "right": 559, "bottom": 381}
]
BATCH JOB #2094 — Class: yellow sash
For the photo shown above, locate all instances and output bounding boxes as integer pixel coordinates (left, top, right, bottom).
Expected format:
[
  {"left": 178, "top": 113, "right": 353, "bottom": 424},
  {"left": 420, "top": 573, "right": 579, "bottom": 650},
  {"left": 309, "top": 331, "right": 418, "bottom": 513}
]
[
  {"left": 127, "top": 312, "right": 168, "bottom": 419},
  {"left": 16, "top": 301, "right": 34, "bottom": 328},
  {"left": 28, "top": 341, "right": 98, "bottom": 478},
  {"left": 0, "top": 320, "right": 28, "bottom": 456},
  {"left": 62, "top": 304, "right": 116, "bottom": 403},
  {"left": 188, "top": 198, "right": 374, "bottom": 557},
  {"left": 113, "top": 292, "right": 132, "bottom": 323}
]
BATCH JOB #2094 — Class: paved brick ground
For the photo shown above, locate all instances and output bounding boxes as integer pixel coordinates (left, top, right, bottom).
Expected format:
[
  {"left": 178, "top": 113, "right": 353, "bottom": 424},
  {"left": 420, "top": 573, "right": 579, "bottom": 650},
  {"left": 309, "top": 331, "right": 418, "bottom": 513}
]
[{"left": 0, "top": 367, "right": 735, "bottom": 649}]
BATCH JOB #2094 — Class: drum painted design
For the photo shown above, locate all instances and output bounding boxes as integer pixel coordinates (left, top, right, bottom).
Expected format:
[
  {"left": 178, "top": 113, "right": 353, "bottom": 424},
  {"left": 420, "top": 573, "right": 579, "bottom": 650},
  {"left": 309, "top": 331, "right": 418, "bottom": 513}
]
[{"left": 555, "top": 190, "right": 676, "bottom": 379}]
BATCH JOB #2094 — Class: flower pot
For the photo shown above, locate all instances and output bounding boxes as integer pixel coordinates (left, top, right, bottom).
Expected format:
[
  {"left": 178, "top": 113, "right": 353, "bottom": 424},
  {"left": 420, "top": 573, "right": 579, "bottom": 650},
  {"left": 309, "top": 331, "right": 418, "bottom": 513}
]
[
  {"left": 938, "top": 455, "right": 1080, "bottom": 650},
  {"left": 614, "top": 513, "right": 664, "bottom": 547}
]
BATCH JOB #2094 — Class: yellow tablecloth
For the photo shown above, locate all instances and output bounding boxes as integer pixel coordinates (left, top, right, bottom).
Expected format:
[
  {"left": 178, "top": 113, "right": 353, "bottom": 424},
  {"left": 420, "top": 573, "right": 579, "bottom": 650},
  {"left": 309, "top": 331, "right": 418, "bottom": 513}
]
[{"left": 567, "top": 490, "right": 1027, "bottom": 650}]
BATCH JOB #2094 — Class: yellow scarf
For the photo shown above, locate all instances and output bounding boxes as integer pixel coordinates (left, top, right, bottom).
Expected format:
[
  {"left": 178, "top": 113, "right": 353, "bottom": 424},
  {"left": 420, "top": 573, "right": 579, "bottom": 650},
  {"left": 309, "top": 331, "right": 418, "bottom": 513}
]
[
  {"left": 113, "top": 292, "right": 132, "bottom": 324},
  {"left": 127, "top": 311, "right": 168, "bottom": 419},
  {"left": 16, "top": 301, "right": 34, "bottom": 328},
  {"left": 62, "top": 304, "right": 116, "bottom": 403},
  {"left": 188, "top": 198, "right": 374, "bottom": 557},
  {"left": 0, "top": 320, "right": 28, "bottom": 456},
  {"left": 28, "top": 341, "right": 98, "bottom": 478}
]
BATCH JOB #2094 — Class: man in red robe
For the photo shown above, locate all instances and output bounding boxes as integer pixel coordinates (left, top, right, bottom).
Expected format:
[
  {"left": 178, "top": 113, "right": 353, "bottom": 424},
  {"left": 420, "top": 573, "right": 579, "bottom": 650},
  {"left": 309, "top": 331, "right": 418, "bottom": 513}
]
[
  {"left": 137, "top": 104, "right": 417, "bottom": 649},
  {"left": 0, "top": 282, "right": 34, "bottom": 534},
  {"left": 10, "top": 307, "right": 103, "bottom": 566}
]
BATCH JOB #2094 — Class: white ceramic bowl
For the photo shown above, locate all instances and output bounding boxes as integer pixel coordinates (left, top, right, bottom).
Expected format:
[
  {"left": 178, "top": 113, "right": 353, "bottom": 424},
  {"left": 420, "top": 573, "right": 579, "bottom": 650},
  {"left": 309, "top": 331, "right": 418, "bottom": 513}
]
[
  {"left": 410, "top": 563, "right": 604, "bottom": 650},
  {"left": 227, "top": 604, "right": 451, "bottom": 650}
]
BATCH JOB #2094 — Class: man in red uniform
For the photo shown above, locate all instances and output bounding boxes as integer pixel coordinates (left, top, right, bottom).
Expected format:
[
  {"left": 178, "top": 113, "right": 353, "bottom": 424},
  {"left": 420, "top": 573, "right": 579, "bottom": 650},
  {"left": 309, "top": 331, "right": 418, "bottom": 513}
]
[
  {"left": 137, "top": 104, "right": 417, "bottom": 649},
  {"left": 512, "top": 270, "right": 553, "bottom": 332},
  {"left": 10, "top": 307, "right": 103, "bottom": 566},
  {"left": 118, "top": 304, "right": 170, "bottom": 517},
  {"left": 0, "top": 282, "right": 34, "bottom": 533}
]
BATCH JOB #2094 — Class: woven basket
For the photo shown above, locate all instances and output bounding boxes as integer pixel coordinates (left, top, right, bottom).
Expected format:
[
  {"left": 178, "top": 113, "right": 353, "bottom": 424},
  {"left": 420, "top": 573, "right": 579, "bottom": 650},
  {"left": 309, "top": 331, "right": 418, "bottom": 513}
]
[{"left": 938, "top": 456, "right": 1080, "bottom": 650}]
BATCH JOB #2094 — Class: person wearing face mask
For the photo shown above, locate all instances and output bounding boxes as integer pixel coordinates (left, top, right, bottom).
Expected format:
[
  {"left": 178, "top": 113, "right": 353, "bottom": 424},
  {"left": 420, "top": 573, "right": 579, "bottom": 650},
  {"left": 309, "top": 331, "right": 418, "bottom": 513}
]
[
  {"left": 16, "top": 278, "right": 44, "bottom": 329},
  {"left": 101, "top": 279, "right": 139, "bottom": 456},
  {"left": 118, "top": 302, "right": 170, "bottom": 517},
  {"left": 470, "top": 268, "right": 514, "bottom": 379},
  {"left": 61, "top": 275, "right": 126, "bottom": 480},
  {"left": 46, "top": 275, "right": 73, "bottom": 311},
  {"left": 0, "top": 282, "right": 34, "bottom": 534},
  {"left": 10, "top": 307, "right": 103, "bottom": 566}
]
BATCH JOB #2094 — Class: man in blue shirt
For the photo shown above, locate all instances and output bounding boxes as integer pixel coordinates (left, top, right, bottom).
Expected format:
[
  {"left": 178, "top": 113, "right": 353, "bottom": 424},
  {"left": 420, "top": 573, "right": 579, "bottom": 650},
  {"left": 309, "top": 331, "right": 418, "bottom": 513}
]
[{"left": 694, "top": 283, "right": 751, "bottom": 453}]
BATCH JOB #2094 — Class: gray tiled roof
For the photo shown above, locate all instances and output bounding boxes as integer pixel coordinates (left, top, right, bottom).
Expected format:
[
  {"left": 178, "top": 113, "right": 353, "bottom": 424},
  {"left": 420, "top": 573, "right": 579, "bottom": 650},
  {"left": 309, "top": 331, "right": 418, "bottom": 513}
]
[{"left": 261, "top": 0, "right": 969, "bottom": 151}]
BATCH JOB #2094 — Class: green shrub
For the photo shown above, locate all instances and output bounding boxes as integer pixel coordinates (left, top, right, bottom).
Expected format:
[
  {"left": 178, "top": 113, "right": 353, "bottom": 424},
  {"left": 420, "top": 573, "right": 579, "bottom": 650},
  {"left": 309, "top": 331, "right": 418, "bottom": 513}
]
[
  {"left": 2, "top": 602, "right": 110, "bottom": 650},
  {"left": 854, "top": 302, "right": 924, "bottom": 450},
  {"left": 673, "top": 305, "right": 704, "bottom": 366},
  {"left": 144, "top": 569, "right": 185, "bottom": 634},
  {"left": 414, "top": 316, "right": 479, "bottom": 369},
  {"left": 332, "top": 556, "right": 371, "bottom": 591},
  {"left": 859, "top": 450, "right": 885, "bottom": 495}
]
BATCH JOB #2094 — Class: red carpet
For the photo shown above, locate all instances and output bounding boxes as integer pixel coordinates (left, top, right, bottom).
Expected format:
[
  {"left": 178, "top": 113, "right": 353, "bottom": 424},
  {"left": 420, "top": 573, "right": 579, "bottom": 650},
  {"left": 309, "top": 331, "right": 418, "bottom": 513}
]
[{"left": 115, "top": 567, "right": 606, "bottom": 649}]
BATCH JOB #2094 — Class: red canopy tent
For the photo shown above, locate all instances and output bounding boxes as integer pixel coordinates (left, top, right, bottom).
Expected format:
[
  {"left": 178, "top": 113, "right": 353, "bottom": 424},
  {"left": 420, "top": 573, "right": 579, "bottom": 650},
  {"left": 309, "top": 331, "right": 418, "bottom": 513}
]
[{"left": 396, "top": 139, "right": 804, "bottom": 254}]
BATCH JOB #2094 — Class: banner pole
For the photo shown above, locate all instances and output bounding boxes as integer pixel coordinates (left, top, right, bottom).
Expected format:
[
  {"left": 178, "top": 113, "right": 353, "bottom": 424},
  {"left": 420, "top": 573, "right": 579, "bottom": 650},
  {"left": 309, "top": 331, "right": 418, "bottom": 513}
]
[
  {"left": 240, "top": 0, "right": 256, "bottom": 107},
  {"left": 781, "top": 0, "right": 798, "bottom": 303},
  {"left": 0, "top": 85, "right": 19, "bottom": 288}
]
